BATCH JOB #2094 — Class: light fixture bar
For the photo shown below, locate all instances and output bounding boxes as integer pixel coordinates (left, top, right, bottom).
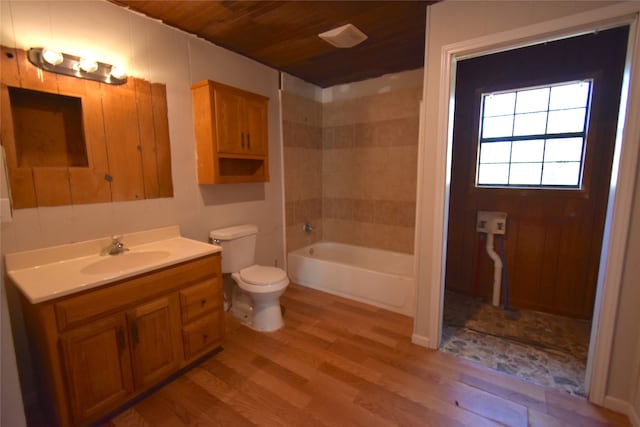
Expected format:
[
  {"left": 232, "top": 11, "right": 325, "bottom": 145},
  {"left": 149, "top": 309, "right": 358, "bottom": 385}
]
[{"left": 28, "top": 47, "right": 127, "bottom": 85}]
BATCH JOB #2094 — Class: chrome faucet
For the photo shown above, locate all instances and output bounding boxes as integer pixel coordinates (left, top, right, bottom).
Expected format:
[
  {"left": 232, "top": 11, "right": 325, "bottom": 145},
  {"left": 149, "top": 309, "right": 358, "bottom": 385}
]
[
  {"left": 101, "top": 235, "right": 129, "bottom": 256},
  {"left": 303, "top": 223, "right": 314, "bottom": 235}
]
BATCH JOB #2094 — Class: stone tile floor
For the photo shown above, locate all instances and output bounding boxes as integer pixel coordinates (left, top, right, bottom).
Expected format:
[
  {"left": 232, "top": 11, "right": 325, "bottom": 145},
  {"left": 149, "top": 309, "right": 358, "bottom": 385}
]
[{"left": 440, "top": 290, "right": 591, "bottom": 397}]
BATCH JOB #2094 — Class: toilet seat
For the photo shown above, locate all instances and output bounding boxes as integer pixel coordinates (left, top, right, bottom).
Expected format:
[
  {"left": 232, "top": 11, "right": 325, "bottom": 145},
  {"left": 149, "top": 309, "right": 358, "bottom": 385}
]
[{"left": 234, "top": 265, "right": 289, "bottom": 293}]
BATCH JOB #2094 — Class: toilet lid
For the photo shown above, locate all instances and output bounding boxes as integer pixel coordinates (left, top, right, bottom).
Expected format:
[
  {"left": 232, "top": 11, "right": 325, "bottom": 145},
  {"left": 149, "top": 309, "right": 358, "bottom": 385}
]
[{"left": 239, "top": 265, "right": 288, "bottom": 286}]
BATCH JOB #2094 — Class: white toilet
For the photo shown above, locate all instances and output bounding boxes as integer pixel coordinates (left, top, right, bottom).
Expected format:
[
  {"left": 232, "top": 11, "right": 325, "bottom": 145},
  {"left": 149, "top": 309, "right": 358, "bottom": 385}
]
[{"left": 209, "top": 224, "right": 289, "bottom": 332}]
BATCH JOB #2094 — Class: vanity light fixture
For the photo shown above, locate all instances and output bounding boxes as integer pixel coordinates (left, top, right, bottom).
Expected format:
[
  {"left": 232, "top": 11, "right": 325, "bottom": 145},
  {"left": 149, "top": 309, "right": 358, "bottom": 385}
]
[{"left": 28, "top": 47, "right": 127, "bottom": 85}]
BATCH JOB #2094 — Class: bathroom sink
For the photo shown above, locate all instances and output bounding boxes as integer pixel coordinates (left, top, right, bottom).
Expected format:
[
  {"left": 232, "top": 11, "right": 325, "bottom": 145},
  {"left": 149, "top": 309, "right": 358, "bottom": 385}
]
[
  {"left": 81, "top": 250, "right": 171, "bottom": 275},
  {"left": 6, "top": 227, "right": 222, "bottom": 303}
]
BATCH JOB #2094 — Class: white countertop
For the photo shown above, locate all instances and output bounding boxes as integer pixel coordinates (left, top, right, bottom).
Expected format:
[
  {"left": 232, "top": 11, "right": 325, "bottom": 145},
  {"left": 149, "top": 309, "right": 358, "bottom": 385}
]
[{"left": 5, "top": 226, "right": 222, "bottom": 304}]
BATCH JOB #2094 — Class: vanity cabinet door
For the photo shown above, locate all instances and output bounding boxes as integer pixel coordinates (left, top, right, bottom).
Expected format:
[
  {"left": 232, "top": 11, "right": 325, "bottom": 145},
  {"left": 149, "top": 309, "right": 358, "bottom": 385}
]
[
  {"left": 128, "top": 295, "right": 182, "bottom": 389},
  {"left": 60, "top": 313, "right": 133, "bottom": 425}
]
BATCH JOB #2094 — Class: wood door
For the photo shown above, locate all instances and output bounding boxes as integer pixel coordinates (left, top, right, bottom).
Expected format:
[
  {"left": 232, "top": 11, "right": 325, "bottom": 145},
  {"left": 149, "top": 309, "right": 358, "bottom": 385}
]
[
  {"left": 244, "top": 96, "right": 268, "bottom": 156},
  {"left": 446, "top": 26, "right": 628, "bottom": 319},
  {"left": 214, "top": 87, "right": 244, "bottom": 154},
  {"left": 60, "top": 313, "right": 133, "bottom": 424},
  {"left": 128, "top": 295, "right": 182, "bottom": 389},
  {"left": 101, "top": 79, "right": 145, "bottom": 201},
  {"left": 151, "top": 83, "right": 174, "bottom": 197}
]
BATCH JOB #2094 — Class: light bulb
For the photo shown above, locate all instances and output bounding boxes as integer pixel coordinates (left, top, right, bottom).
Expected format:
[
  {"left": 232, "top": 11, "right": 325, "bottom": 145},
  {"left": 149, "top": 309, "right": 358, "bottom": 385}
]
[
  {"left": 42, "top": 48, "right": 63, "bottom": 66},
  {"left": 79, "top": 58, "right": 98, "bottom": 73},
  {"left": 109, "top": 65, "right": 127, "bottom": 80}
]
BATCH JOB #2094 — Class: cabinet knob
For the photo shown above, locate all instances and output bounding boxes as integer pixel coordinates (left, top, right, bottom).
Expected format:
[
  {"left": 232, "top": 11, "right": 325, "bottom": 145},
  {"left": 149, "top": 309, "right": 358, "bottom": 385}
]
[
  {"left": 241, "top": 132, "right": 245, "bottom": 148},
  {"left": 200, "top": 298, "right": 207, "bottom": 307},
  {"left": 247, "top": 133, "right": 251, "bottom": 150},
  {"left": 202, "top": 333, "right": 209, "bottom": 343}
]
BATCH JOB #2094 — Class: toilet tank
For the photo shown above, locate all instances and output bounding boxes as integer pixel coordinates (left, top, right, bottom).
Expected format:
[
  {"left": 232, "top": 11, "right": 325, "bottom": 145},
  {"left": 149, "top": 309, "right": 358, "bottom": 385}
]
[{"left": 209, "top": 224, "right": 258, "bottom": 273}]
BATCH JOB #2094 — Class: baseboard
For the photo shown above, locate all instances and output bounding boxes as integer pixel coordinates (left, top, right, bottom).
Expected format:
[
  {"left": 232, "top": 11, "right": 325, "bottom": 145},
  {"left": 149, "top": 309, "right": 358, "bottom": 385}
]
[
  {"left": 411, "top": 333, "right": 431, "bottom": 348},
  {"left": 604, "top": 395, "right": 640, "bottom": 427}
]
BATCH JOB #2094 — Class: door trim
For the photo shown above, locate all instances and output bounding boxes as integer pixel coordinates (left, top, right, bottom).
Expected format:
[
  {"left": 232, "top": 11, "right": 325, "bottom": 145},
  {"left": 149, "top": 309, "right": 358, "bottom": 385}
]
[{"left": 413, "top": 3, "right": 640, "bottom": 406}]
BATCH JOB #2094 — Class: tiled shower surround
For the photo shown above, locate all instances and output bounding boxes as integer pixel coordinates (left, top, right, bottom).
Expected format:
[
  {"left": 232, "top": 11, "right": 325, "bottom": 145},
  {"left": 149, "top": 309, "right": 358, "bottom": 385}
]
[{"left": 282, "top": 86, "right": 421, "bottom": 254}]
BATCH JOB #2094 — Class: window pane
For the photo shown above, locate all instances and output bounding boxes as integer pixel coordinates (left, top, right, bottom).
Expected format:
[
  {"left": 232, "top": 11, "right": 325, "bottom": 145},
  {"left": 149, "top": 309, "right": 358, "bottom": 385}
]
[
  {"left": 511, "top": 139, "right": 544, "bottom": 163},
  {"left": 478, "top": 163, "right": 509, "bottom": 185},
  {"left": 515, "top": 88, "right": 549, "bottom": 114},
  {"left": 544, "top": 138, "right": 584, "bottom": 162},
  {"left": 546, "top": 108, "right": 586, "bottom": 133},
  {"left": 482, "top": 115, "right": 514, "bottom": 138},
  {"left": 509, "top": 163, "right": 542, "bottom": 185},
  {"left": 484, "top": 92, "right": 516, "bottom": 117},
  {"left": 480, "top": 141, "right": 511, "bottom": 164},
  {"left": 549, "top": 82, "right": 590, "bottom": 110},
  {"left": 513, "top": 112, "right": 547, "bottom": 136},
  {"left": 477, "top": 80, "right": 590, "bottom": 189},
  {"left": 542, "top": 162, "right": 581, "bottom": 186}
]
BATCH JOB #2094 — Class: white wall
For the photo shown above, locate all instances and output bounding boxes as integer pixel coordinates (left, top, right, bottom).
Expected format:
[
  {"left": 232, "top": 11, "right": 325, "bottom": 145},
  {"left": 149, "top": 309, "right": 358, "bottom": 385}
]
[
  {"left": 415, "top": 0, "right": 639, "bottom": 413},
  {"left": 283, "top": 68, "right": 424, "bottom": 103},
  {"left": 0, "top": 0, "right": 285, "bottom": 407},
  {"left": 0, "top": 1, "right": 284, "bottom": 264}
]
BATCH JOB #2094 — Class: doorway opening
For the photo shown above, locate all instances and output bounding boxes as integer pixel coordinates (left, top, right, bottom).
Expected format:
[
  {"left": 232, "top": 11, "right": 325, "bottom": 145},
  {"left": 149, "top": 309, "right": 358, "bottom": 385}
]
[{"left": 439, "top": 25, "right": 630, "bottom": 397}]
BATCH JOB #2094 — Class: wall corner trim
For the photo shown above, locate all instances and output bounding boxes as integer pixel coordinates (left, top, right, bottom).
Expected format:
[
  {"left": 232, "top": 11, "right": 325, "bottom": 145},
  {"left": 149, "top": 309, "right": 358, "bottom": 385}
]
[
  {"left": 411, "top": 333, "right": 431, "bottom": 348},
  {"left": 603, "top": 396, "right": 640, "bottom": 427}
]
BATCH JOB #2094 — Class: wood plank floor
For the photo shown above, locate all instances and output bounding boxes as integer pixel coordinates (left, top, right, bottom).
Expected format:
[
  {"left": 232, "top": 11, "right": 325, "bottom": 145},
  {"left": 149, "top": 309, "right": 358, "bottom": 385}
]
[{"left": 91, "top": 283, "right": 629, "bottom": 427}]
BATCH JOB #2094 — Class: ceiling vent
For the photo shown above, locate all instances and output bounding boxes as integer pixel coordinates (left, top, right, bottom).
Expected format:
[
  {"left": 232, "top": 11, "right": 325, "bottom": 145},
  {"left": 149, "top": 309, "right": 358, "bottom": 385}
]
[{"left": 318, "top": 23, "right": 368, "bottom": 48}]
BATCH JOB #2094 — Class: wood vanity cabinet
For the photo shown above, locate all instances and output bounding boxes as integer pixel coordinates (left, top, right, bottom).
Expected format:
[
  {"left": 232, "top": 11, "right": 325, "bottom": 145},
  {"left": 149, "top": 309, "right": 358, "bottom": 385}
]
[
  {"left": 191, "top": 80, "right": 269, "bottom": 184},
  {"left": 19, "top": 253, "right": 223, "bottom": 427}
]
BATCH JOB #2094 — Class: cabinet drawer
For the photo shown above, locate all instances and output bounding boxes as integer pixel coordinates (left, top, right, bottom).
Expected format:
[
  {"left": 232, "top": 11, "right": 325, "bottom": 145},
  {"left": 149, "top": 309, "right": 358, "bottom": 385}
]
[
  {"left": 179, "top": 279, "right": 221, "bottom": 323},
  {"left": 182, "top": 311, "right": 222, "bottom": 360}
]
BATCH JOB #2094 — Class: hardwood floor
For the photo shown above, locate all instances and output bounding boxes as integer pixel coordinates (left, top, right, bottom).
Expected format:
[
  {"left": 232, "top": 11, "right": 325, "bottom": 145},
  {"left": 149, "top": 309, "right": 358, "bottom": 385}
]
[{"left": 61, "top": 284, "right": 630, "bottom": 426}]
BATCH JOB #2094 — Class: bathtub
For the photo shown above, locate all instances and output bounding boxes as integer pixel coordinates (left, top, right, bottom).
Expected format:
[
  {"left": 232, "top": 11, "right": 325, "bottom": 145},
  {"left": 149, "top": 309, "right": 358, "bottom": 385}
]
[{"left": 287, "top": 242, "right": 415, "bottom": 316}]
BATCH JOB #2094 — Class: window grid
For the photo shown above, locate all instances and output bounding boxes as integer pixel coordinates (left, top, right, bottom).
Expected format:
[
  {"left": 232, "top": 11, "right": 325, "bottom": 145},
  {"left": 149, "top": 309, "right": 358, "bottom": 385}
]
[{"left": 476, "top": 81, "right": 591, "bottom": 189}]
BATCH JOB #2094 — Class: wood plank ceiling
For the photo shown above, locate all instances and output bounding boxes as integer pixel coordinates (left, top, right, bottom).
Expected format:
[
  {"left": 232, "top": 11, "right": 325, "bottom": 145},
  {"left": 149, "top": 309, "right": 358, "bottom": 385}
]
[{"left": 109, "top": 1, "right": 436, "bottom": 88}]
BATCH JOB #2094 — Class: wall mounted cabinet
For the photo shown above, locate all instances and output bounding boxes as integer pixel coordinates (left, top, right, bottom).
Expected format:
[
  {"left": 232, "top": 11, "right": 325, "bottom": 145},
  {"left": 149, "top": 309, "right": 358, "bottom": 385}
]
[
  {"left": 17, "top": 253, "right": 223, "bottom": 427},
  {"left": 191, "top": 80, "right": 269, "bottom": 184},
  {"left": 0, "top": 45, "right": 174, "bottom": 208}
]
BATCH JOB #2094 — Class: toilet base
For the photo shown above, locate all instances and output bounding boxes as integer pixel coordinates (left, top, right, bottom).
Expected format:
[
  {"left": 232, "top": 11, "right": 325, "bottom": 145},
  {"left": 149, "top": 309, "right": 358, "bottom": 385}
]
[
  {"left": 230, "top": 300, "right": 253, "bottom": 326},
  {"left": 252, "top": 299, "right": 284, "bottom": 332},
  {"left": 229, "top": 283, "right": 285, "bottom": 332}
]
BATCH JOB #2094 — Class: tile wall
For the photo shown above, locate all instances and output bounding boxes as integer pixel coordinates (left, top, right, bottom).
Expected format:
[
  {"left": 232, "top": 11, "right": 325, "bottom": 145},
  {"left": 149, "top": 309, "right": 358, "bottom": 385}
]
[
  {"left": 282, "top": 92, "right": 323, "bottom": 251},
  {"left": 283, "top": 86, "right": 421, "bottom": 254},
  {"left": 322, "top": 88, "right": 421, "bottom": 254}
]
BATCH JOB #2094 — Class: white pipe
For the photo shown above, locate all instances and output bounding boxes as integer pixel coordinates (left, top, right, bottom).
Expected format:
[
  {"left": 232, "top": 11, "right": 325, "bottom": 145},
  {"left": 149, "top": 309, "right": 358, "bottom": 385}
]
[{"left": 485, "top": 232, "right": 503, "bottom": 306}]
